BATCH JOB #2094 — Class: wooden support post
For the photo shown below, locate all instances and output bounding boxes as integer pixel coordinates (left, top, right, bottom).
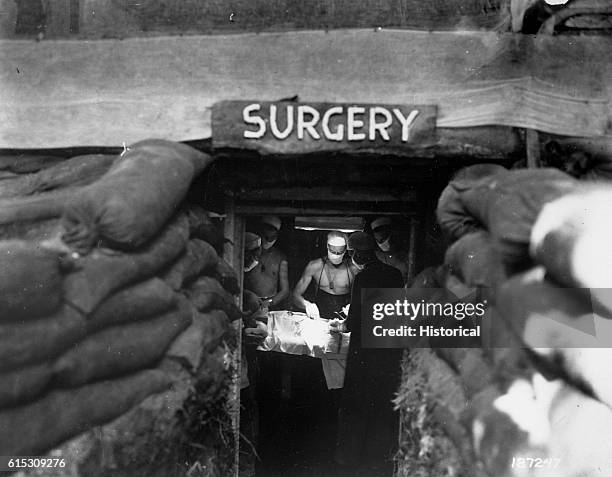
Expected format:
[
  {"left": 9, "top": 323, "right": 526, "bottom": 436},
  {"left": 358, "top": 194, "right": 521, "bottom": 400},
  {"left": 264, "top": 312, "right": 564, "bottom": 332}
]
[
  {"left": 235, "top": 204, "right": 417, "bottom": 216},
  {"left": 407, "top": 217, "right": 418, "bottom": 283},
  {"left": 222, "top": 196, "right": 245, "bottom": 477},
  {"left": 526, "top": 128, "right": 541, "bottom": 168}
]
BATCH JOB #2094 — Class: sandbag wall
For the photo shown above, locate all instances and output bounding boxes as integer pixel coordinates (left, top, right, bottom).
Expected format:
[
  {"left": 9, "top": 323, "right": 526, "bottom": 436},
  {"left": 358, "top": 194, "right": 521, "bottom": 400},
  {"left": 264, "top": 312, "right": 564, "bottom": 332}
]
[
  {"left": 396, "top": 165, "right": 612, "bottom": 477},
  {"left": 0, "top": 139, "right": 241, "bottom": 475}
]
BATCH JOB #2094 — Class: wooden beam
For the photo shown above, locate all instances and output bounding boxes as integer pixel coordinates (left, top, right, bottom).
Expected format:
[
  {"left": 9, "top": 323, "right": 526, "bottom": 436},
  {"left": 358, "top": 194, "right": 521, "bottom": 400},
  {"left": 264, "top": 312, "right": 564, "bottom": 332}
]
[
  {"left": 526, "top": 128, "right": 541, "bottom": 168},
  {"left": 231, "top": 187, "right": 418, "bottom": 202},
  {"left": 540, "top": 134, "right": 612, "bottom": 163},
  {"left": 407, "top": 217, "right": 419, "bottom": 283},
  {"left": 214, "top": 126, "right": 524, "bottom": 162},
  {"left": 234, "top": 204, "right": 419, "bottom": 216},
  {"left": 222, "top": 196, "right": 244, "bottom": 477}
]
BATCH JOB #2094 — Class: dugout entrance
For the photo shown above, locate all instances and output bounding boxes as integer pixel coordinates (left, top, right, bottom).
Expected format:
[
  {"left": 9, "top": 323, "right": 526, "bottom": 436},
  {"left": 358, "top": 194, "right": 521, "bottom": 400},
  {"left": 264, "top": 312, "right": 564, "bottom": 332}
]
[{"left": 212, "top": 146, "right": 510, "bottom": 476}]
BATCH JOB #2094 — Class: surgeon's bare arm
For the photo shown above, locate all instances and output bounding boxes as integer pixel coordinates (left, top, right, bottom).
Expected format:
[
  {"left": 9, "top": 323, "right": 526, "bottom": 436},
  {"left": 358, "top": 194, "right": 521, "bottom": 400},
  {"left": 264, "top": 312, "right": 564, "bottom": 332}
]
[
  {"left": 293, "top": 261, "right": 317, "bottom": 311},
  {"left": 270, "top": 259, "right": 289, "bottom": 307}
]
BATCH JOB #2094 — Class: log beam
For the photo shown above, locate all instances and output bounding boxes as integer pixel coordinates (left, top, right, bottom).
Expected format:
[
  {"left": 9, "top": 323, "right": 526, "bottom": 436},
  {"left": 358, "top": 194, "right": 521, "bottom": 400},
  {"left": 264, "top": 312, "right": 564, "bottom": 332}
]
[
  {"left": 231, "top": 187, "right": 418, "bottom": 203},
  {"left": 526, "top": 129, "right": 541, "bottom": 168}
]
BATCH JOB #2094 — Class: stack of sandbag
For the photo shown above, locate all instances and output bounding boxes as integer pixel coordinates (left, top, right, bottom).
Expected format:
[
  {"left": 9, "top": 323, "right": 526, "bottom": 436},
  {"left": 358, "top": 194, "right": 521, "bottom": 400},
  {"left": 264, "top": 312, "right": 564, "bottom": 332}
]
[
  {"left": 428, "top": 162, "right": 612, "bottom": 476},
  {"left": 503, "top": 181, "right": 612, "bottom": 408},
  {"left": 0, "top": 153, "right": 117, "bottom": 241},
  {"left": 404, "top": 267, "right": 605, "bottom": 477},
  {"left": 0, "top": 154, "right": 117, "bottom": 199},
  {"left": 437, "top": 165, "right": 578, "bottom": 274},
  {"left": 185, "top": 203, "right": 229, "bottom": 255},
  {"left": 444, "top": 231, "right": 507, "bottom": 290},
  {"left": 61, "top": 139, "right": 214, "bottom": 254},
  {"left": 495, "top": 267, "right": 612, "bottom": 408},
  {"left": 0, "top": 139, "right": 241, "bottom": 459},
  {"left": 0, "top": 238, "right": 187, "bottom": 456}
]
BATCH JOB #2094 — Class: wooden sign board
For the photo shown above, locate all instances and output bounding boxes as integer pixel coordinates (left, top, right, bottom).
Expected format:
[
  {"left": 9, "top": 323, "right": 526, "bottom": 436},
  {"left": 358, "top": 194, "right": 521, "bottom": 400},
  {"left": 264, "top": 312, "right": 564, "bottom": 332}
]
[{"left": 212, "top": 100, "right": 437, "bottom": 155}]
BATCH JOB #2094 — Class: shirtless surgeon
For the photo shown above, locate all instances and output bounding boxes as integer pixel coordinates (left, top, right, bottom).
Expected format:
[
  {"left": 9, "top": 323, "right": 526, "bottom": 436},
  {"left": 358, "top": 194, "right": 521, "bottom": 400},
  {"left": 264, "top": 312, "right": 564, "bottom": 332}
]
[{"left": 293, "top": 231, "right": 359, "bottom": 319}]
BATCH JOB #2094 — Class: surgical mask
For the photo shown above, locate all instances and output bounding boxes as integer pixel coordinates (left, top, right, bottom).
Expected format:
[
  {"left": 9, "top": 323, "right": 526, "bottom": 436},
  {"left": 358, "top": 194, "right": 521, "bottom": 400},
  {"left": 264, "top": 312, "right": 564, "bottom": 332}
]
[
  {"left": 262, "top": 239, "right": 277, "bottom": 250},
  {"left": 378, "top": 236, "right": 391, "bottom": 252},
  {"left": 328, "top": 251, "right": 345, "bottom": 265},
  {"left": 351, "top": 256, "right": 364, "bottom": 270},
  {"left": 244, "top": 259, "right": 259, "bottom": 272}
]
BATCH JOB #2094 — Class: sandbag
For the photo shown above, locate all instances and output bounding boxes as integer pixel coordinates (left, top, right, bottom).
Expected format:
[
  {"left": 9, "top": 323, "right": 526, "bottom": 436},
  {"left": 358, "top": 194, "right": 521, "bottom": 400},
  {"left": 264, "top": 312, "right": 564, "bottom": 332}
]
[
  {"left": 530, "top": 185, "right": 612, "bottom": 292},
  {"left": 0, "top": 154, "right": 65, "bottom": 174},
  {"left": 186, "top": 276, "right": 242, "bottom": 321},
  {"left": 495, "top": 267, "right": 612, "bottom": 348},
  {"left": 461, "top": 169, "right": 578, "bottom": 270},
  {"left": 161, "top": 239, "right": 219, "bottom": 291},
  {"left": 87, "top": 278, "right": 178, "bottom": 333},
  {"left": 409, "top": 265, "right": 448, "bottom": 289},
  {"left": 583, "top": 164, "right": 612, "bottom": 182},
  {"left": 0, "top": 240, "right": 64, "bottom": 321},
  {"left": 498, "top": 270, "right": 612, "bottom": 406},
  {"left": 438, "top": 168, "right": 577, "bottom": 270},
  {"left": 444, "top": 231, "right": 507, "bottom": 289},
  {"left": 462, "top": 169, "right": 577, "bottom": 242},
  {"left": 0, "top": 305, "right": 87, "bottom": 372},
  {"left": 436, "top": 164, "right": 508, "bottom": 241},
  {"left": 548, "top": 348, "right": 612, "bottom": 411},
  {"left": 63, "top": 213, "right": 189, "bottom": 314},
  {"left": 0, "top": 171, "right": 18, "bottom": 180},
  {"left": 466, "top": 384, "right": 535, "bottom": 474},
  {"left": 166, "top": 310, "right": 229, "bottom": 371},
  {"left": 0, "top": 368, "right": 171, "bottom": 456},
  {"left": 214, "top": 258, "right": 240, "bottom": 295},
  {"left": 0, "top": 362, "right": 53, "bottom": 409},
  {"left": 547, "top": 384, "right": 612, "bottom": 476},
  {"left": 434, "top": 348, "right": 494, "bottom": 399},
  {"left": 0, "top": 218, "right": 61, "bottom": 241},
  {"left": 61, "top": 140, "right": 214, "bottom": 254},
  {"left": 0, "top": 154, "right": 116, "bottom": 199},
  {"left": 489, "top": 346, "right": 534, "bottom": 391},
  {"left": 184, "top": 203, "right": 227, "bottom": 253},
  {"left": 53, "top": 300, "right": 192, "bottom": 388},
  {"left": 0, "top": 188, "right": 79, "bottom": 226}
]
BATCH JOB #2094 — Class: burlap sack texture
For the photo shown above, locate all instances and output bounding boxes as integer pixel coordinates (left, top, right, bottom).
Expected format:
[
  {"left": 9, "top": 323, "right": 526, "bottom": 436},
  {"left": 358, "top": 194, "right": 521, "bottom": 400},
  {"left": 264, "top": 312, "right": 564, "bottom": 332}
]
[
  {"left": 0, "top": 139, "right": 241, "bottom": 468},
  {"left": 396, "top": 165, "right": 612, "bottom": 477}
]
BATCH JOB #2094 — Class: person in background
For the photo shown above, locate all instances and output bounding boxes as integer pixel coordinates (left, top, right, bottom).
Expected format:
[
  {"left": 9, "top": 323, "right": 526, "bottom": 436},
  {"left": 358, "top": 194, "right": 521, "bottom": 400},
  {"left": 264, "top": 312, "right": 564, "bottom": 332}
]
[
  {"left": 334, "top": 232, "right": 403, "bottom": 476},
  {"left": 370, "top": 216, "right": 410, "bottom": 284},
  {"left": 293, "top": 231, "right": 358, "bottom": 320},
  {"left": 244, "top": 216, "right": 289, "bottom": 311},
  {"left": 243, "top": 232, "right": 262, "bottom": 274},
  {"left": 243, "top": 221, "right": 293, "bottom": 412}
]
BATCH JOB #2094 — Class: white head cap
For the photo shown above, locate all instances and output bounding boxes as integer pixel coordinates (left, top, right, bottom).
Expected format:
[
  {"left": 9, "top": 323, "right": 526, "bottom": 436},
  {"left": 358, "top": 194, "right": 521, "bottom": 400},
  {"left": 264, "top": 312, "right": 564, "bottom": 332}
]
[
  {"left": 261, "top": 215, "right": 282, "bottom": 231},
  {"left": 327, "top": 234, "right": 347, "bottom": 248},
  {"left": 371, "top": 217, "right": 392, "bottom": 231}
]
